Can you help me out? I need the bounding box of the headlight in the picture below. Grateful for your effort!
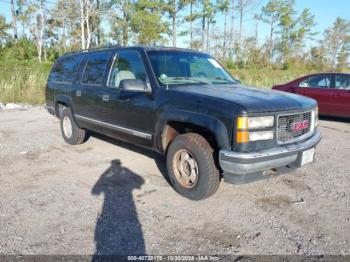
[249,131,274,141]
[310,107,318,132]
[315,106,318,127]
[248,116,274,129]
[236,116,275,143]
[237,116,274,129]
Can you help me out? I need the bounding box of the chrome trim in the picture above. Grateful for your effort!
[221,130,321,160]
[75,114,152,140]
[45,105,55,110]
[276,109,314,145]
[219,130,321,176]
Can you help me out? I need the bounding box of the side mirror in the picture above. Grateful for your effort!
[119,79,149,92]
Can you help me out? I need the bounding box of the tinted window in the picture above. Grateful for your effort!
[335,75,350,90]
[108,50,148,88]
[299,75,331,88]
[49,54,83,83]
[82,52,111,85]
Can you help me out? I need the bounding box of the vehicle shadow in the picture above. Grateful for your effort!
[319,115,350,123]
[91,159,146,258]
[90,132,170,184]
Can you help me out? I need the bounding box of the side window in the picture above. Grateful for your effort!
[49,54,83,83]
[108,50,148,88]
[335,75,350,90]
[299,75,331,88]
[82,52,111,85]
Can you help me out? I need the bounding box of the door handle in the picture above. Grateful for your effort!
[76,90,81,97]
[102,94,110,101]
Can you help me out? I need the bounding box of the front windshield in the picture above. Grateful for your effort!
[147,50,239,86]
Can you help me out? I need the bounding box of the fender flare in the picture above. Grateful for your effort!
[54,95,75,116]
[155,109,230,152]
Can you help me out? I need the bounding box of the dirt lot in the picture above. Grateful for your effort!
[0,107,349,256]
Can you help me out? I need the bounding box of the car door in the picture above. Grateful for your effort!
[98,50,155,145]
[74,51,112,123]
[295,74,334,115]
[333,74,350,117]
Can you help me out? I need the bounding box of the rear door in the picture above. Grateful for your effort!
[295,74,334,115]
[333,74,350,117]
[74,51,112,121]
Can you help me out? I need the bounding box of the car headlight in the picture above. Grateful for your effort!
[310,106,318,132]
[236,116,274,143]
[249,131,274,141]
[315,106,318,127]
[237,116,274,130]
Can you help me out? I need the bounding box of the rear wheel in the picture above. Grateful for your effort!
[166,133,220,200]
[60,107,87,145]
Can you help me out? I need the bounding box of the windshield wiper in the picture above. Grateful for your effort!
[173,77,211,84]
[213,77,237,84]
[160,77,211,85]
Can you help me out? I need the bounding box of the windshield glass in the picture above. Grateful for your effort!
[147,50,239,86]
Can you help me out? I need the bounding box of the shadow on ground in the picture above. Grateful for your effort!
[91,132,170,184]
[92,159,146,257]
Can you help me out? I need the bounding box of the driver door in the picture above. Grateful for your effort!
[99,50,155,145]
[296,74,333,115]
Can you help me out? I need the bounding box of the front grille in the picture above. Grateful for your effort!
[277,111,312,144]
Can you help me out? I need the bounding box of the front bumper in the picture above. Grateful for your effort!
[219,130,322,184]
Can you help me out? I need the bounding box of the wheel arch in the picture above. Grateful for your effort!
[54,95,75,117]
[155,110,230,153]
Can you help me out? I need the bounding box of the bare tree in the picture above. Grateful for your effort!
[10,0,18,40]
[236,0,256,47]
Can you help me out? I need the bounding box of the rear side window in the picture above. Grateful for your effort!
[82,52,111,85]
[335,75,350,90]
[49,54,83,83]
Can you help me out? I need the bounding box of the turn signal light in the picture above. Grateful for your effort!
[236,131,249,143]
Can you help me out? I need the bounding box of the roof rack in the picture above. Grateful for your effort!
[63,44,123,56]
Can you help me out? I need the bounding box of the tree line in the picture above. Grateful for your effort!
[0,0,349,71]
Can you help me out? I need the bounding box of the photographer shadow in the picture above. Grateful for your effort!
[92,159,145,257]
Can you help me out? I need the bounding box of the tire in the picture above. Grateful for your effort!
[60,107,87,145]
[166,133,221,200]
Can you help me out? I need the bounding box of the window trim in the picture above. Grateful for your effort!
[106,54,118,89]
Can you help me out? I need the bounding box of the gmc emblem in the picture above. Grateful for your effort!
[291,120,309,132]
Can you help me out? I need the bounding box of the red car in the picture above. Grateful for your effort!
[272,73,350,118]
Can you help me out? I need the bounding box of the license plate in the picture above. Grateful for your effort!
[301,148,315,166]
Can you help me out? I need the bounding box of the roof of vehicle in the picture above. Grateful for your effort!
[62,45,207,57]
[299,72,350,78]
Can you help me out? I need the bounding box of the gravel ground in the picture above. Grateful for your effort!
[0,107,349,256]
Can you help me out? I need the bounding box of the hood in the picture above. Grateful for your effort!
[172,84,316,113]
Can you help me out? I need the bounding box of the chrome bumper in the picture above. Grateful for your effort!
[219,130,322,184]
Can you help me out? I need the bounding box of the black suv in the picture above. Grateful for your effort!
[46,46,321,200]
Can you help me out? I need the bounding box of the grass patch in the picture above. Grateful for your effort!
[0,63,51,105]
[229,68,315,88]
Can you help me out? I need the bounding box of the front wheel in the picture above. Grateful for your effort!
[166,133,221,200]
